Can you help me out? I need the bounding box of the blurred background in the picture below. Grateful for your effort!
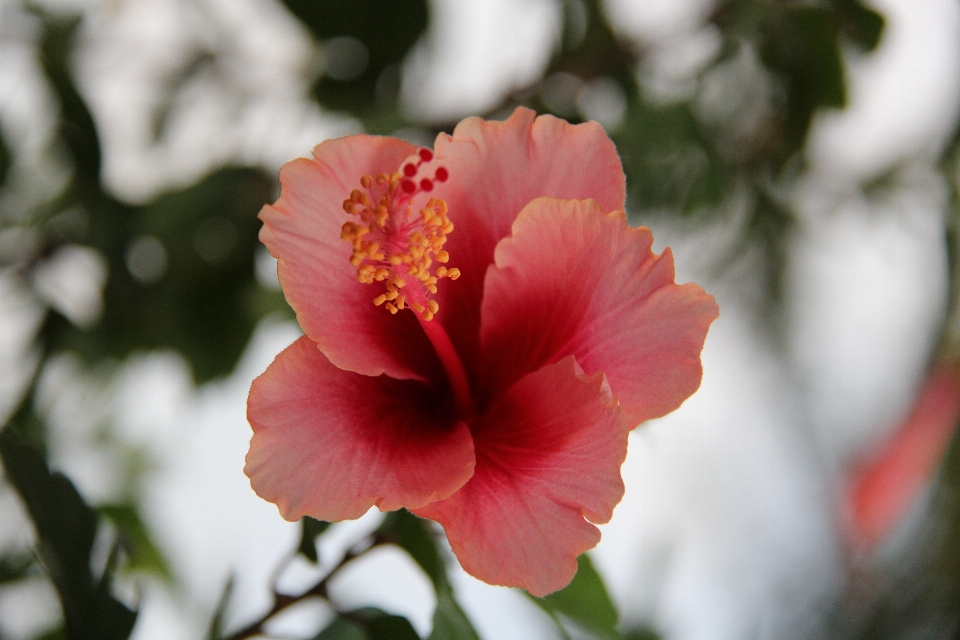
[2,0,960,638]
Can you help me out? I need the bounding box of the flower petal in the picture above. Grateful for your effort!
[415,356,628,596]
[245,336,475,522]
[429,107,626,374]
[480,197,719,426]
[259,135,440,380]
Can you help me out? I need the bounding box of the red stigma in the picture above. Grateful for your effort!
[403,163,417,177]
[402,179,416,193]
[420,179,434,192]
[435,167,449,182]
[419,149,433,162]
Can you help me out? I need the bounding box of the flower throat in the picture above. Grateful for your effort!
[340,148,460,322]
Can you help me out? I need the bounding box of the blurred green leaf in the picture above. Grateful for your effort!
[34,10,102,198]
[833,0,885,51]
[0,429,137,640]
[615,101,728,214]
[758,6,844,165]
[31,8,280,383]
[0,121,11,190]
[315,608,422,640]
[350,607,422,640]
[377,510,446,587]
[0,551,34,585]
[299,516,333,563]
[205,575,234,640]
[376,511,480,640]
[98,503,171,580]
[282,0,428,127]
[34,627,67,640]
[314,617,368,640]
[530,554,619,640]
[39,166,277,383]
[429,590,479,640]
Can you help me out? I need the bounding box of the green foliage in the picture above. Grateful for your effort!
[98,503,171,580]
[615,101,728,214]
[529,554,620,640]
[620,630,662,640]
[316,608,421,640]
[0,429,137,640]
[27,8,283,383]
[0,551,34,585]
[0,122,11,190]
[282,0,428,131]
[376,510,480,640]
[205,575,235,640]
[298,516,333,563]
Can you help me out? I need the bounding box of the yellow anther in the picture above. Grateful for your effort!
[446,268,460,280]
[342,171,459,317]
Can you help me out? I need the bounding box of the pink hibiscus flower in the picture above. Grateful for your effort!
[245,107,718,596]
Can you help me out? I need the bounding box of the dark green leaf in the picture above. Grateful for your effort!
[0,120,11,190]
[205,575,234,640]
[40,167,278,383]
[833,0,885,51]
[299,517,333,563]
[530,554,618,639]
[98,503,171,580]
[282,0,428,123]
[33,10,102,198]
[314,617,368,640]
[0,429,137,640]
[376,511,480,640]
[376,510,447,589]
[34,627,67,640]
[31,8,279,383]
[0,551,34,585]
[758,6,845,166]
[429,590,480,640]
[349,607,421,640]
[615,100,728,215]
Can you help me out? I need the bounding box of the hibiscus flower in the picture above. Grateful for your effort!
[245,107,718,596]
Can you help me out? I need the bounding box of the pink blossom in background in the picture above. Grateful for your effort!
[244,107,718,596]
[845,364,960,552]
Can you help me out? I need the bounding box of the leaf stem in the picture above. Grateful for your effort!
[219,539,383,640]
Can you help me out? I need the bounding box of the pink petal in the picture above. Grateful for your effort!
[259,135,441,381]
[480,197,718,427]
[428,107,626,374]
[415,357,628,596]
[845,365,960,551]
[245,336,475,522]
